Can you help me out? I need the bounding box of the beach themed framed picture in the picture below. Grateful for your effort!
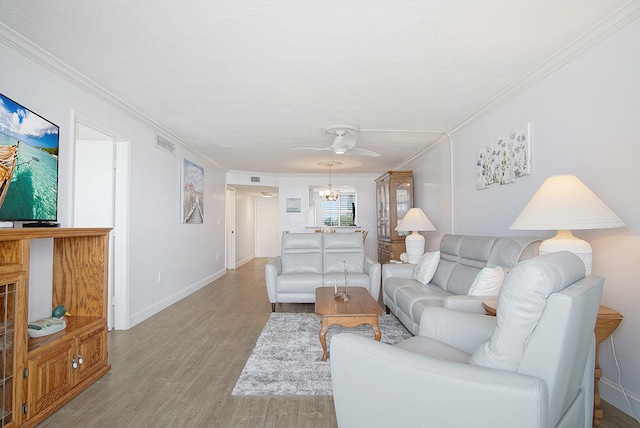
[181,158,205,223]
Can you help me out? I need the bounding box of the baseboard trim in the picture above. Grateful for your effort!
[600,377,640,420]
[129,269,226,328]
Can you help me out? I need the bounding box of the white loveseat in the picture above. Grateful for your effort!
[265,232,381,311]
[383,234,541,334]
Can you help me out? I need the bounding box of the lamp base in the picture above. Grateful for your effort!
[405,231,425,264]
[539,230,592,274]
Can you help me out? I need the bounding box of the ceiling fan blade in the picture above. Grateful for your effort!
[345,147,381,157]
[290,146,332,152]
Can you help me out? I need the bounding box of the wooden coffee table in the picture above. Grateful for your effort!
[315,286,384,361]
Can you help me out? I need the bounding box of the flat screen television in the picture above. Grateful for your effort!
[0,92,59,225]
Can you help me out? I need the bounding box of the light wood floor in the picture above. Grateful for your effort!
[37,258,639,428]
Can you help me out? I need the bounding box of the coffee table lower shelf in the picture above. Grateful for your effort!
[315,286,384,361]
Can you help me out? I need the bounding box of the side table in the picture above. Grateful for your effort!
[481,301,623,427]
[593,306,623,427]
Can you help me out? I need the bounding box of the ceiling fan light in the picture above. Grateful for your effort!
[332,134,347,154]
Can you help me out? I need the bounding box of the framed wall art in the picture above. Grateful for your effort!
[286,198,301,213]
[476,122,531,190]
[181,158,205,223]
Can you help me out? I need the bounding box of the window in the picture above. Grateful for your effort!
[309,186,357,227]
[321,192,356,226]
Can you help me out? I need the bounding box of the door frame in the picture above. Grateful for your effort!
[73,114,131,330]
[226,187,236,269]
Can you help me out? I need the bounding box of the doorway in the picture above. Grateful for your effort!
[255,196,279,257]
[74,121,130,330]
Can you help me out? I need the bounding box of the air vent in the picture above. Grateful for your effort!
[155,134,176,156]
[250,176,260,183]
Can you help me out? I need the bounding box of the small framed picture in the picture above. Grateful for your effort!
[286,198,301,213]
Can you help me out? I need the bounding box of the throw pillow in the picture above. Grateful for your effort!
[413,251,440,285]
[467,266,506,296]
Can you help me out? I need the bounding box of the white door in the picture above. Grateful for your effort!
[74,140,114,227]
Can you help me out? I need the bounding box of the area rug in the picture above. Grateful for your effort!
[232,312,412,396]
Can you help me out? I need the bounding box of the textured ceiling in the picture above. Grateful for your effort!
[0,1,634,174]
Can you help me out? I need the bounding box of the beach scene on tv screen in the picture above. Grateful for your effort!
[0,93,58,221]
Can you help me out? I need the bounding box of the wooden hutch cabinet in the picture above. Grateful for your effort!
[0,228,111,427]
[375,171,413,264]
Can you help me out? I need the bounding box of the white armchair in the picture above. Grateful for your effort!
[331,251,603,428]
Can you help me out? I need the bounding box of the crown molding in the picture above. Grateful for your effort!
[447,1,640,136]
[397,1,640,170]
[0,23,225,170]
[371,2,640,173]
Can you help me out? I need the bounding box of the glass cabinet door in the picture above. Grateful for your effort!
[376,178,391,238]
[0,282,16,427]
[382,182,390,237]
[395,183,411,236]
[376,183,383,237]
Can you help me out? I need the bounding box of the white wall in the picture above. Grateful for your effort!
[408,140,453,252]
[1,32,227,329]
[255,196,280,257]
[406,17,640,417]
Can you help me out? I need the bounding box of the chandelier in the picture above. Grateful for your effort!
[319,161,341,201]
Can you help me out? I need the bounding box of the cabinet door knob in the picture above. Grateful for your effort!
[72,356,78,370]
[78,353,83,365]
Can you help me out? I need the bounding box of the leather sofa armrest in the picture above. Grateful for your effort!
[382,263,415,283]
[418,307,496,354]
[364,257,381,301]
[264,257,282,303]
[443,295,494,314]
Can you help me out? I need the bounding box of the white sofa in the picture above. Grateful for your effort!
[265,232,381,311]
[383,234,541,334]
[331,251,603,428]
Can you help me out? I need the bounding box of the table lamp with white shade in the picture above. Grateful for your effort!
[395,207,436,263]
[510,174,625,274]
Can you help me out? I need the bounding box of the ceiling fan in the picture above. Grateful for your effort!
[292,125,381,157]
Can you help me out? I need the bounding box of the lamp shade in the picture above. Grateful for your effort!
[510,174,624,274]
[510,175,625,230]
[395,208,436,264]
[395,208,436,232]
